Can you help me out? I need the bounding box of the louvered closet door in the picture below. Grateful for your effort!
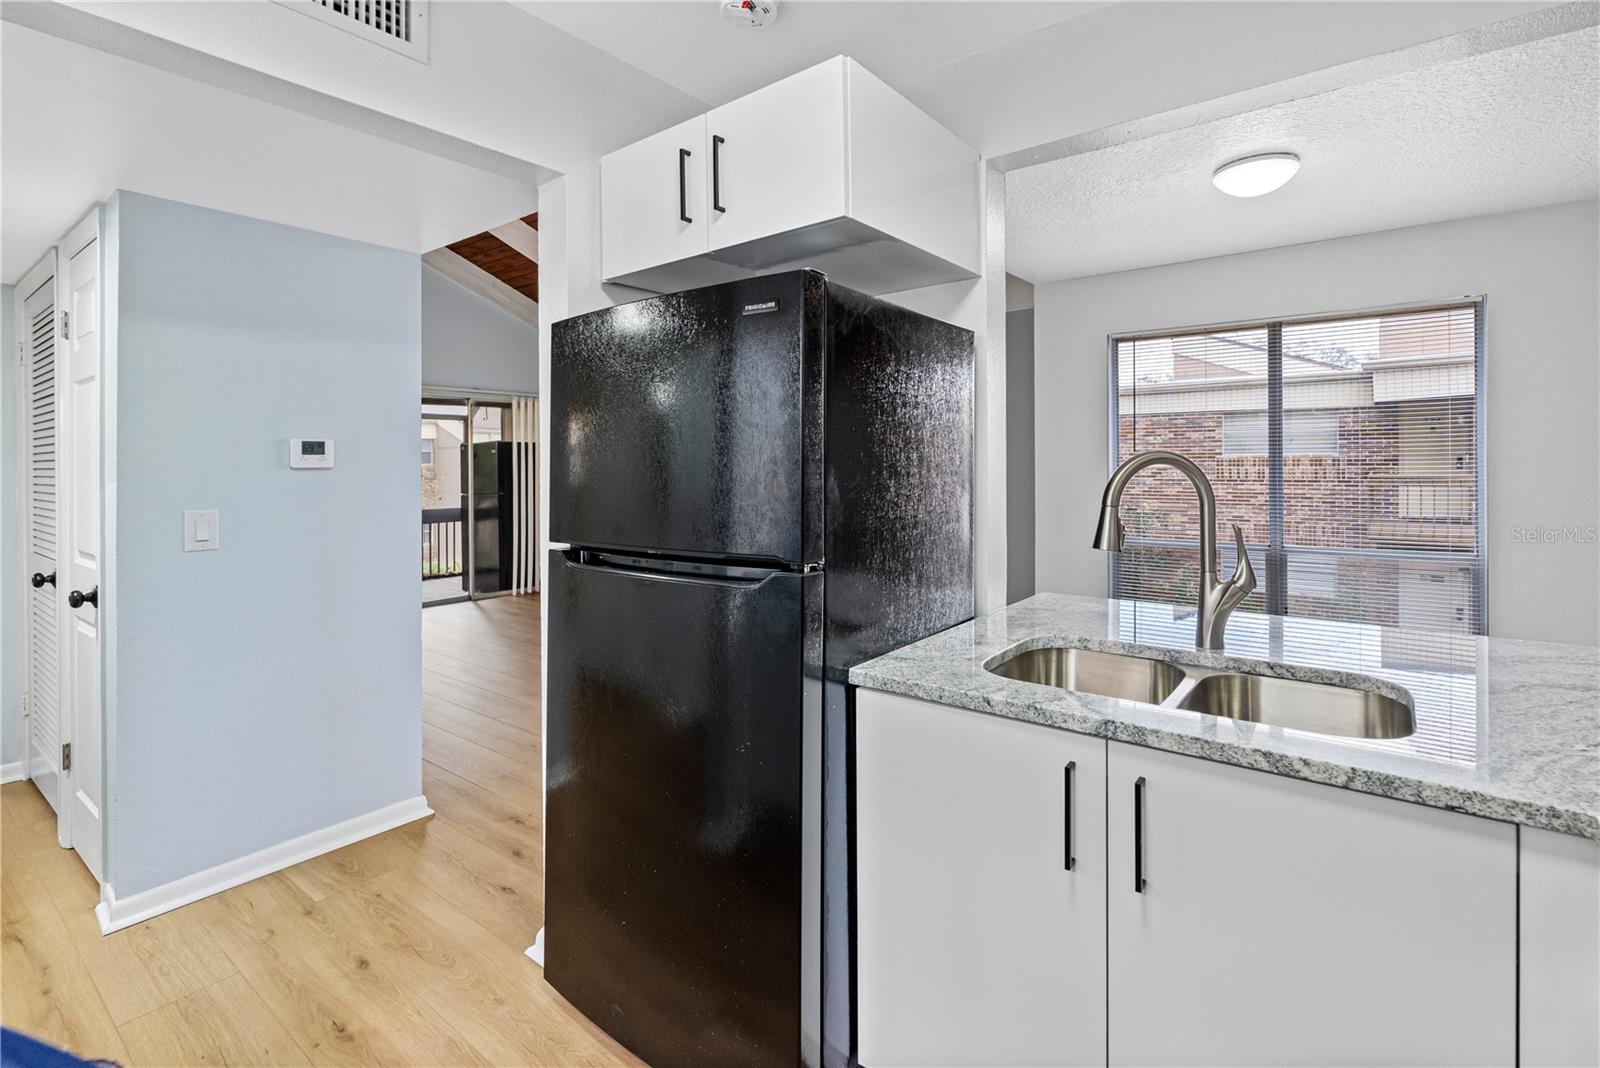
[21,252,64,816]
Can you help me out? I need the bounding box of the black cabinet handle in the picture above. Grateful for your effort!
[1133,776,1147,893]
[1063,761,1076,871]
[68,586,97,609]
[31,571,55,589]
[678,148,692,224]
[712,135,726,213]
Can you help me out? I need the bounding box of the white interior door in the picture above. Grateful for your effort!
[19,250,64,821]
[61,209,104,881]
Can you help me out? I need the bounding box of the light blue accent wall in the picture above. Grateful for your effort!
[107,192,422,895]
[1,282,20,772]
[421,262,538,395]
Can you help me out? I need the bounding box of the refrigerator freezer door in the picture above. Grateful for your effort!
[546,551,816,1068]
[549,271,825,565]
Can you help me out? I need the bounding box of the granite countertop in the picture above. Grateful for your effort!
[849,593,1600,840]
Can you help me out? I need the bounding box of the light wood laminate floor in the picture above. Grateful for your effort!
[2,594,642,1067]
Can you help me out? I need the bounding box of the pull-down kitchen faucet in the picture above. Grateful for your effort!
[1093,450,1257,651]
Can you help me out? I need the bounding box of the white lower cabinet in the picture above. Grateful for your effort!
[857,691,1107,1067]
[855,691,1522,1068]
[1106,740,1516,1067]
[1519,828,1600,1067]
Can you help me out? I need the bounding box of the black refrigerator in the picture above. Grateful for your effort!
[470,440,513,594]
[546,270,973,1068]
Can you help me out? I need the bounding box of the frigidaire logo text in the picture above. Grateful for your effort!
[742,300,779,315]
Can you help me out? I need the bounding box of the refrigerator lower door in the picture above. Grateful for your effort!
[546,550,818,1068]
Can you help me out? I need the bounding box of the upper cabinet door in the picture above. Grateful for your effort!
[856,690,1108,1067]
[601,114,708,280]
[1106,741,1516,1067]
[705,58,848,254]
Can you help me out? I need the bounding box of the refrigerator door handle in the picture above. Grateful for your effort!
[564,549,799,588]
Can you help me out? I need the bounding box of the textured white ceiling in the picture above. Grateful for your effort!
[1005,27,1600,283]
[514,1,1561,157]
[513,1,1109,107]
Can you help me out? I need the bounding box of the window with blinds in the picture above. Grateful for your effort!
[1110,301,1483,636]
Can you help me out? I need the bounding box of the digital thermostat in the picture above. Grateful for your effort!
[290,438,334,469]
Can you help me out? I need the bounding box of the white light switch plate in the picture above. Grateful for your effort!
[184,510,220,552]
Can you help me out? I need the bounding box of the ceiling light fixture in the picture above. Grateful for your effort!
[1212,153,1301,198]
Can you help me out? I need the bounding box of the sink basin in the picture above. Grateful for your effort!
[984,642,1417,741]
[1174,672,1415,739]
[987,647,1186,704]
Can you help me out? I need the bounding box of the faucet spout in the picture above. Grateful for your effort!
[1091,505,1125,551]
[1092,450,1254,651]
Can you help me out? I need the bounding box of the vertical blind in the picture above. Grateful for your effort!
[1111,301,1483,636]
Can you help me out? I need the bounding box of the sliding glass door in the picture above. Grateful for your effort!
[421,401,470,606]
[422,396,535,606]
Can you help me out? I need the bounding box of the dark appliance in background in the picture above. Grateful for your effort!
[471,440,513,594]
[545,270,974,1068]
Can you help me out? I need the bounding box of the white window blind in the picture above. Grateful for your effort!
[1221,411,1339,456]
[1111,302,1483,636]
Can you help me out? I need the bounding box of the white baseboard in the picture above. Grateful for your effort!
[0,761,25,785]
[526,926,544,966]
[94,794,432,935]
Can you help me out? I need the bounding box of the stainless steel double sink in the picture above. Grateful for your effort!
[986,645,1415,740]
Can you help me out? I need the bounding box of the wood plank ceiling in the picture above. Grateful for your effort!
[446,213,538,303]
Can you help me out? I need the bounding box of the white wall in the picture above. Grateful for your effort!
[882,163,1009,615]
[1033,199,1600,645]
[1006,271,1037,605]
[1006,306,1035,604]
[0,282,19,779]
[421,263,539,396]
[105,192,424,896]
[48,1,703,176]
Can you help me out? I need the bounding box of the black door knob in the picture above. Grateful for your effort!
[68,586,98,609]
[31,571,55,589]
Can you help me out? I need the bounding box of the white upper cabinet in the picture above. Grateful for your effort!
[601,57,980,295]
[704,59,848,255]
[600,114,710,284]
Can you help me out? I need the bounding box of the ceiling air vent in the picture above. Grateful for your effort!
[274,0,428,62]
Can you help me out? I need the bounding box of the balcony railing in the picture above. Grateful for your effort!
[422,507,464,579]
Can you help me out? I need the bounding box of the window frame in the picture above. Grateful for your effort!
[1106,295,1487,633]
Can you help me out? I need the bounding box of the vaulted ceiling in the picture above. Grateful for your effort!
[424,214,540,326]
[447,214,539,303]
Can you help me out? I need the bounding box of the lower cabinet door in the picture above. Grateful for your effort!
[1106,741,1516,1067]
[856,690,1107,1067]
[1519,828,1600,1068]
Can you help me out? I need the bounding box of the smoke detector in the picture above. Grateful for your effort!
[722,0,777,28]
